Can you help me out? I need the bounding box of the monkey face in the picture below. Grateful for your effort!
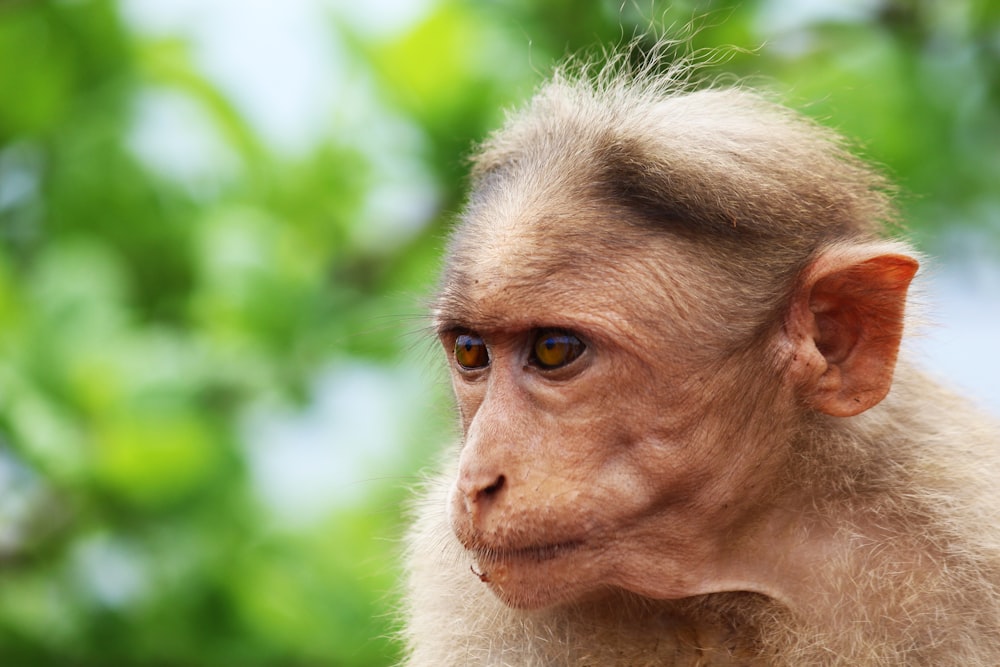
[435,238,796,611]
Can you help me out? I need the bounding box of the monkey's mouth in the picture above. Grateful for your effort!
[471,539,583,565]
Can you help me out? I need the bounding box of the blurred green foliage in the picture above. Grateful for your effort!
[0,0,997,665]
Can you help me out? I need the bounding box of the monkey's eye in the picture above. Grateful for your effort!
[454,333,490,370]
[531,330,585,370]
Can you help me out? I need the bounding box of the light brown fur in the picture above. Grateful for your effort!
[401,47,1000,666]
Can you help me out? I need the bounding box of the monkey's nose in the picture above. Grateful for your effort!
[458,472,507,522]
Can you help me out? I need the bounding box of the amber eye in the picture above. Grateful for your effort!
[532,330,585,370]
[454,333,489,370]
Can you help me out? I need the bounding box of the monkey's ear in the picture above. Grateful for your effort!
[786,244,919,417]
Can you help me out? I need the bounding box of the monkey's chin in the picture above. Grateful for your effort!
[470,541,595,610]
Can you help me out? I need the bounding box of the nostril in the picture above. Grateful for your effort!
[458,472,508,519]
[481,474,506,498]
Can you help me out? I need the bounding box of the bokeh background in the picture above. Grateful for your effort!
[0,0,998,665]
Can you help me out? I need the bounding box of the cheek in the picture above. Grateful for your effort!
[592,379,753,513]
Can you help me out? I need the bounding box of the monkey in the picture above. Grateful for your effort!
[399,47,1000,666]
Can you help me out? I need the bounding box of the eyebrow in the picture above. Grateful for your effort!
[432,300,521,338]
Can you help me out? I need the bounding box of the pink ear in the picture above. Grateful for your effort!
[786,245,919,417]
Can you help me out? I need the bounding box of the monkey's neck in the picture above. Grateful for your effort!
[696,499,851,615]
[689,409,923,621]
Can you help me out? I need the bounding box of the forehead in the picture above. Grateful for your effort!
[434,198,707,342]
